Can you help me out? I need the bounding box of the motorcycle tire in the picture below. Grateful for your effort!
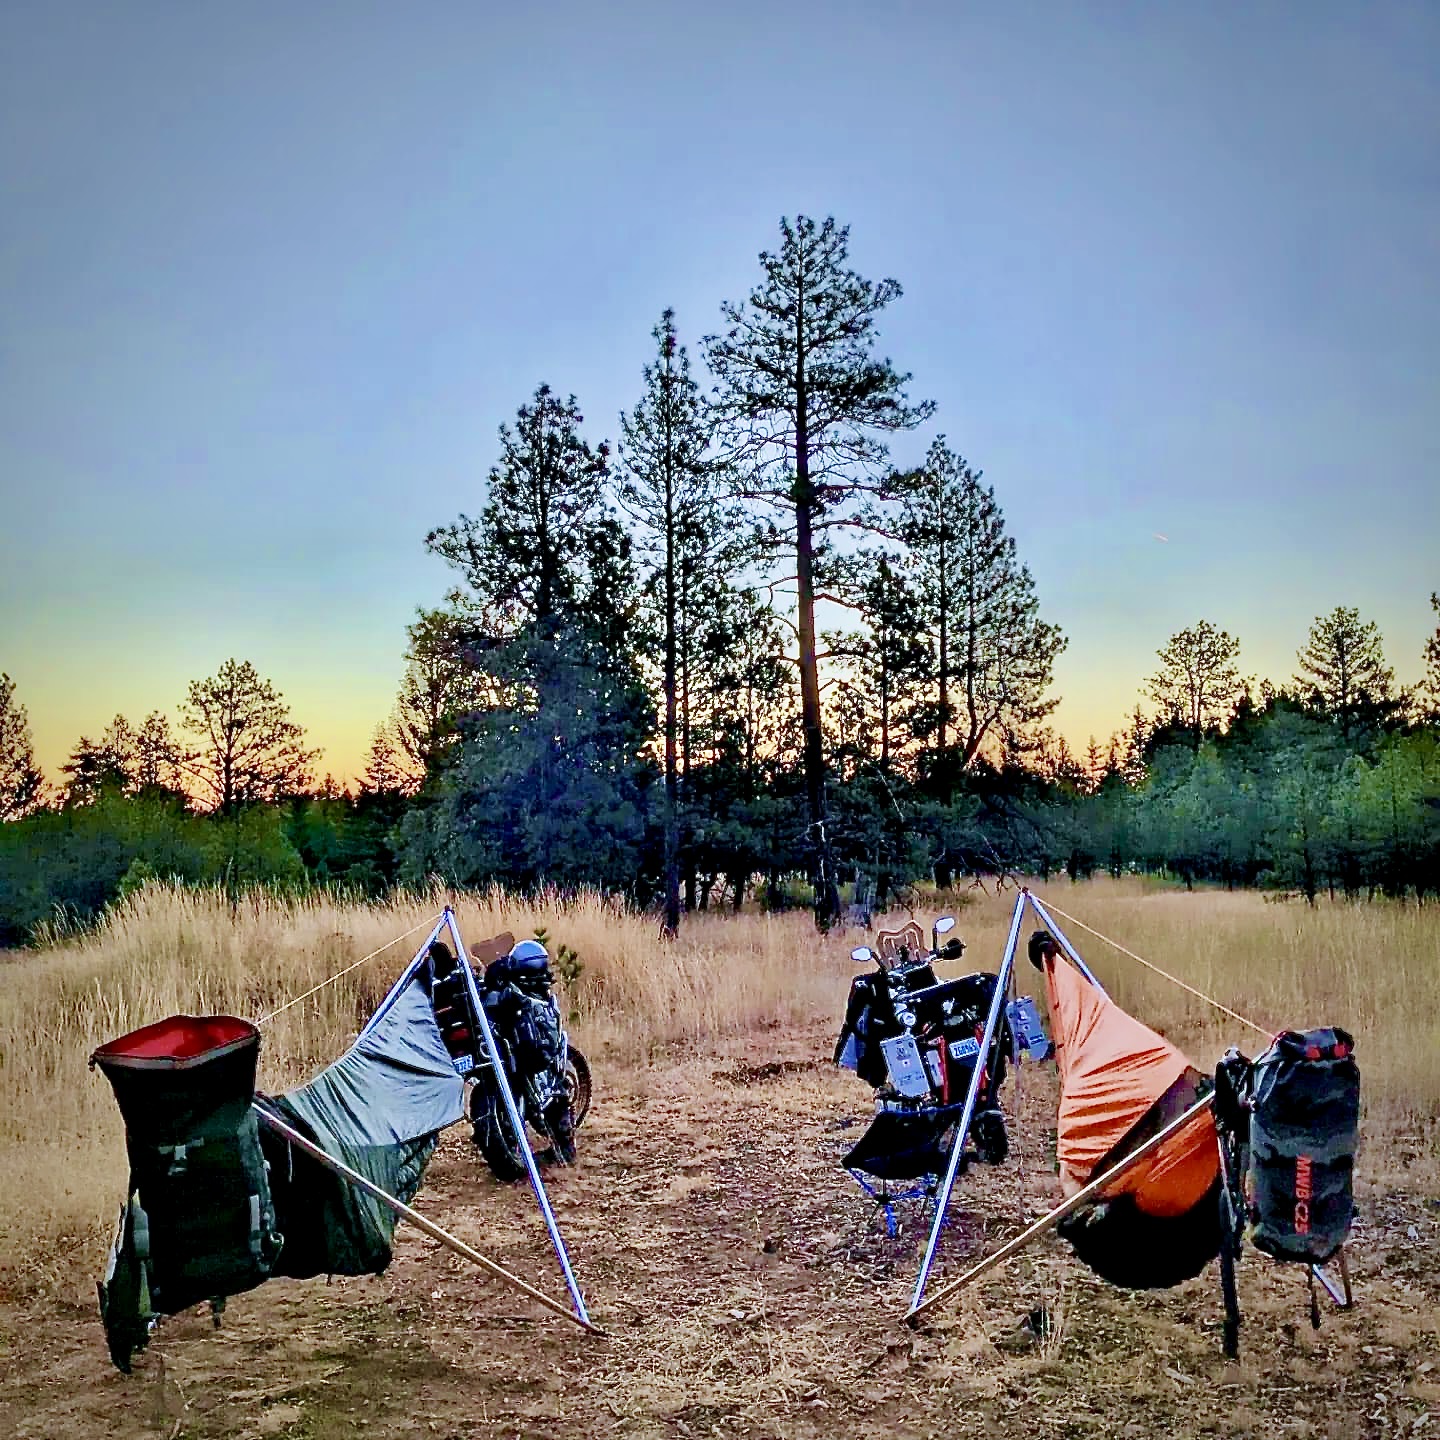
[564,1047,593,1130]
[469,1088,528,1184]
[973,1108,1010,1165]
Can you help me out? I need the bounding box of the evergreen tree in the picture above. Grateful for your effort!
[831,555,929,771]
[1421,592,1440,722]
[1295,605,1397,741]
[1146,621,1245,751]
[0,673,45,821]
[704,215,933,928]
[61,738,125,806]
[392,609,483,788]
[61,714,138,805]
[361,722,413,796]
[412,386,654,893]
[133,712,184,796]
[179,660,318,812]
[902,437,1066,790]
[427,384,612,629]
[617,309,726,934]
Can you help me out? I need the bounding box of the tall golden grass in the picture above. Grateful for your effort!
[0,876,1432,1298]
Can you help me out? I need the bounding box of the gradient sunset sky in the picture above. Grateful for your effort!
[3,2,1437,786]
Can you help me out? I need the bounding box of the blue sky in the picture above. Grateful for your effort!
[3,1,1437,781]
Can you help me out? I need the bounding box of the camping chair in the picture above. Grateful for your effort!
[843,1101,966,1236]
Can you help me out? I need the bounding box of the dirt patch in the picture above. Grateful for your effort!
[711,1059,824,1086]
[4,1023,1437,1439]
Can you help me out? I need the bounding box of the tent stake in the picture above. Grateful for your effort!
[906,1091,1215,1324]
[254,1105,603,1335]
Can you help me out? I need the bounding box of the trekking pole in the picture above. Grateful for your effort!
[254,1105,603,1336]
[906,1092,1215,1324]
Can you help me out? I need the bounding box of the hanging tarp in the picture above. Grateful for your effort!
[93,951,466,1368]
[262,957,465,1278]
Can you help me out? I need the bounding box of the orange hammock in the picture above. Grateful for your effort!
[1044,953,1218,1219]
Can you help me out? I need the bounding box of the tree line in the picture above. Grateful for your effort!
[3,216,1438,941]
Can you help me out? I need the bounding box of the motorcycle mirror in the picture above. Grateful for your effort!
[934,916,956,936]
[851,946,874,963]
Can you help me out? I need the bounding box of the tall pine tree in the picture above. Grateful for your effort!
[704,216,932,928]
[1295,605,1397,742]
[618,310,727,934]
[416,386,653,891]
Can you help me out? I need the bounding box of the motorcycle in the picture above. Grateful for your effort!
[833,915,1013,1176]
[430,937,592,1183]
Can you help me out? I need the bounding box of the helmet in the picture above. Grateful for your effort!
[499,938,552,984]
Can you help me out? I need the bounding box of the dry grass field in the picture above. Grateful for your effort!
[1,877,1436,1437]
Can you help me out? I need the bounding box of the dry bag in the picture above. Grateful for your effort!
[1247,1027,1358,1265]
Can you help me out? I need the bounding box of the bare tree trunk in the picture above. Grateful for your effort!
[661,382,681,938]
[793,300,839,931]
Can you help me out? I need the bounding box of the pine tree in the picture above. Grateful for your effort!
[902,437,1066,790]
[618,310,726,934]
[133,712,183,795]
[0,673,45,820]
[1424,593,1440,722]
[361,722,413,796]
[704,216,933,928]
[392,609,483,788]
[61,714,139,805]
[427,384,612,629]
[179,660,318,812]
[831,554,929,771]
[415,386,653,892]
[1295,605,1396,741]
[1146,621,1245,752]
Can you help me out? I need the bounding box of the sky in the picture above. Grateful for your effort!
[3,1,1437,786]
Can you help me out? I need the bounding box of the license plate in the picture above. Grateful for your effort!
[452,1054,474,1074]
[949,1037,980,1061]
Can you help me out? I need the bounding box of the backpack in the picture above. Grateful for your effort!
[1246,1027,1359,1264]
[92,1017,283,1371]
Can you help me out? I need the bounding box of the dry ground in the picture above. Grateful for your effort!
[4,1020,1437,1440]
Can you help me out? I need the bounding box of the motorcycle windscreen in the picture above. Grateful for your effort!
[264,963,466,1278]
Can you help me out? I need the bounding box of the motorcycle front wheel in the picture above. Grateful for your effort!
[468,1086,528,1184]
[564,1047,593,1129]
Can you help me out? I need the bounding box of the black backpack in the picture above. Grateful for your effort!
[92,1017,283,1371]
[1247,1027,1359,1264]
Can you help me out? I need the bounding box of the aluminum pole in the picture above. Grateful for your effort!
[443,908,591,1328]
[909,888,1028,1313]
